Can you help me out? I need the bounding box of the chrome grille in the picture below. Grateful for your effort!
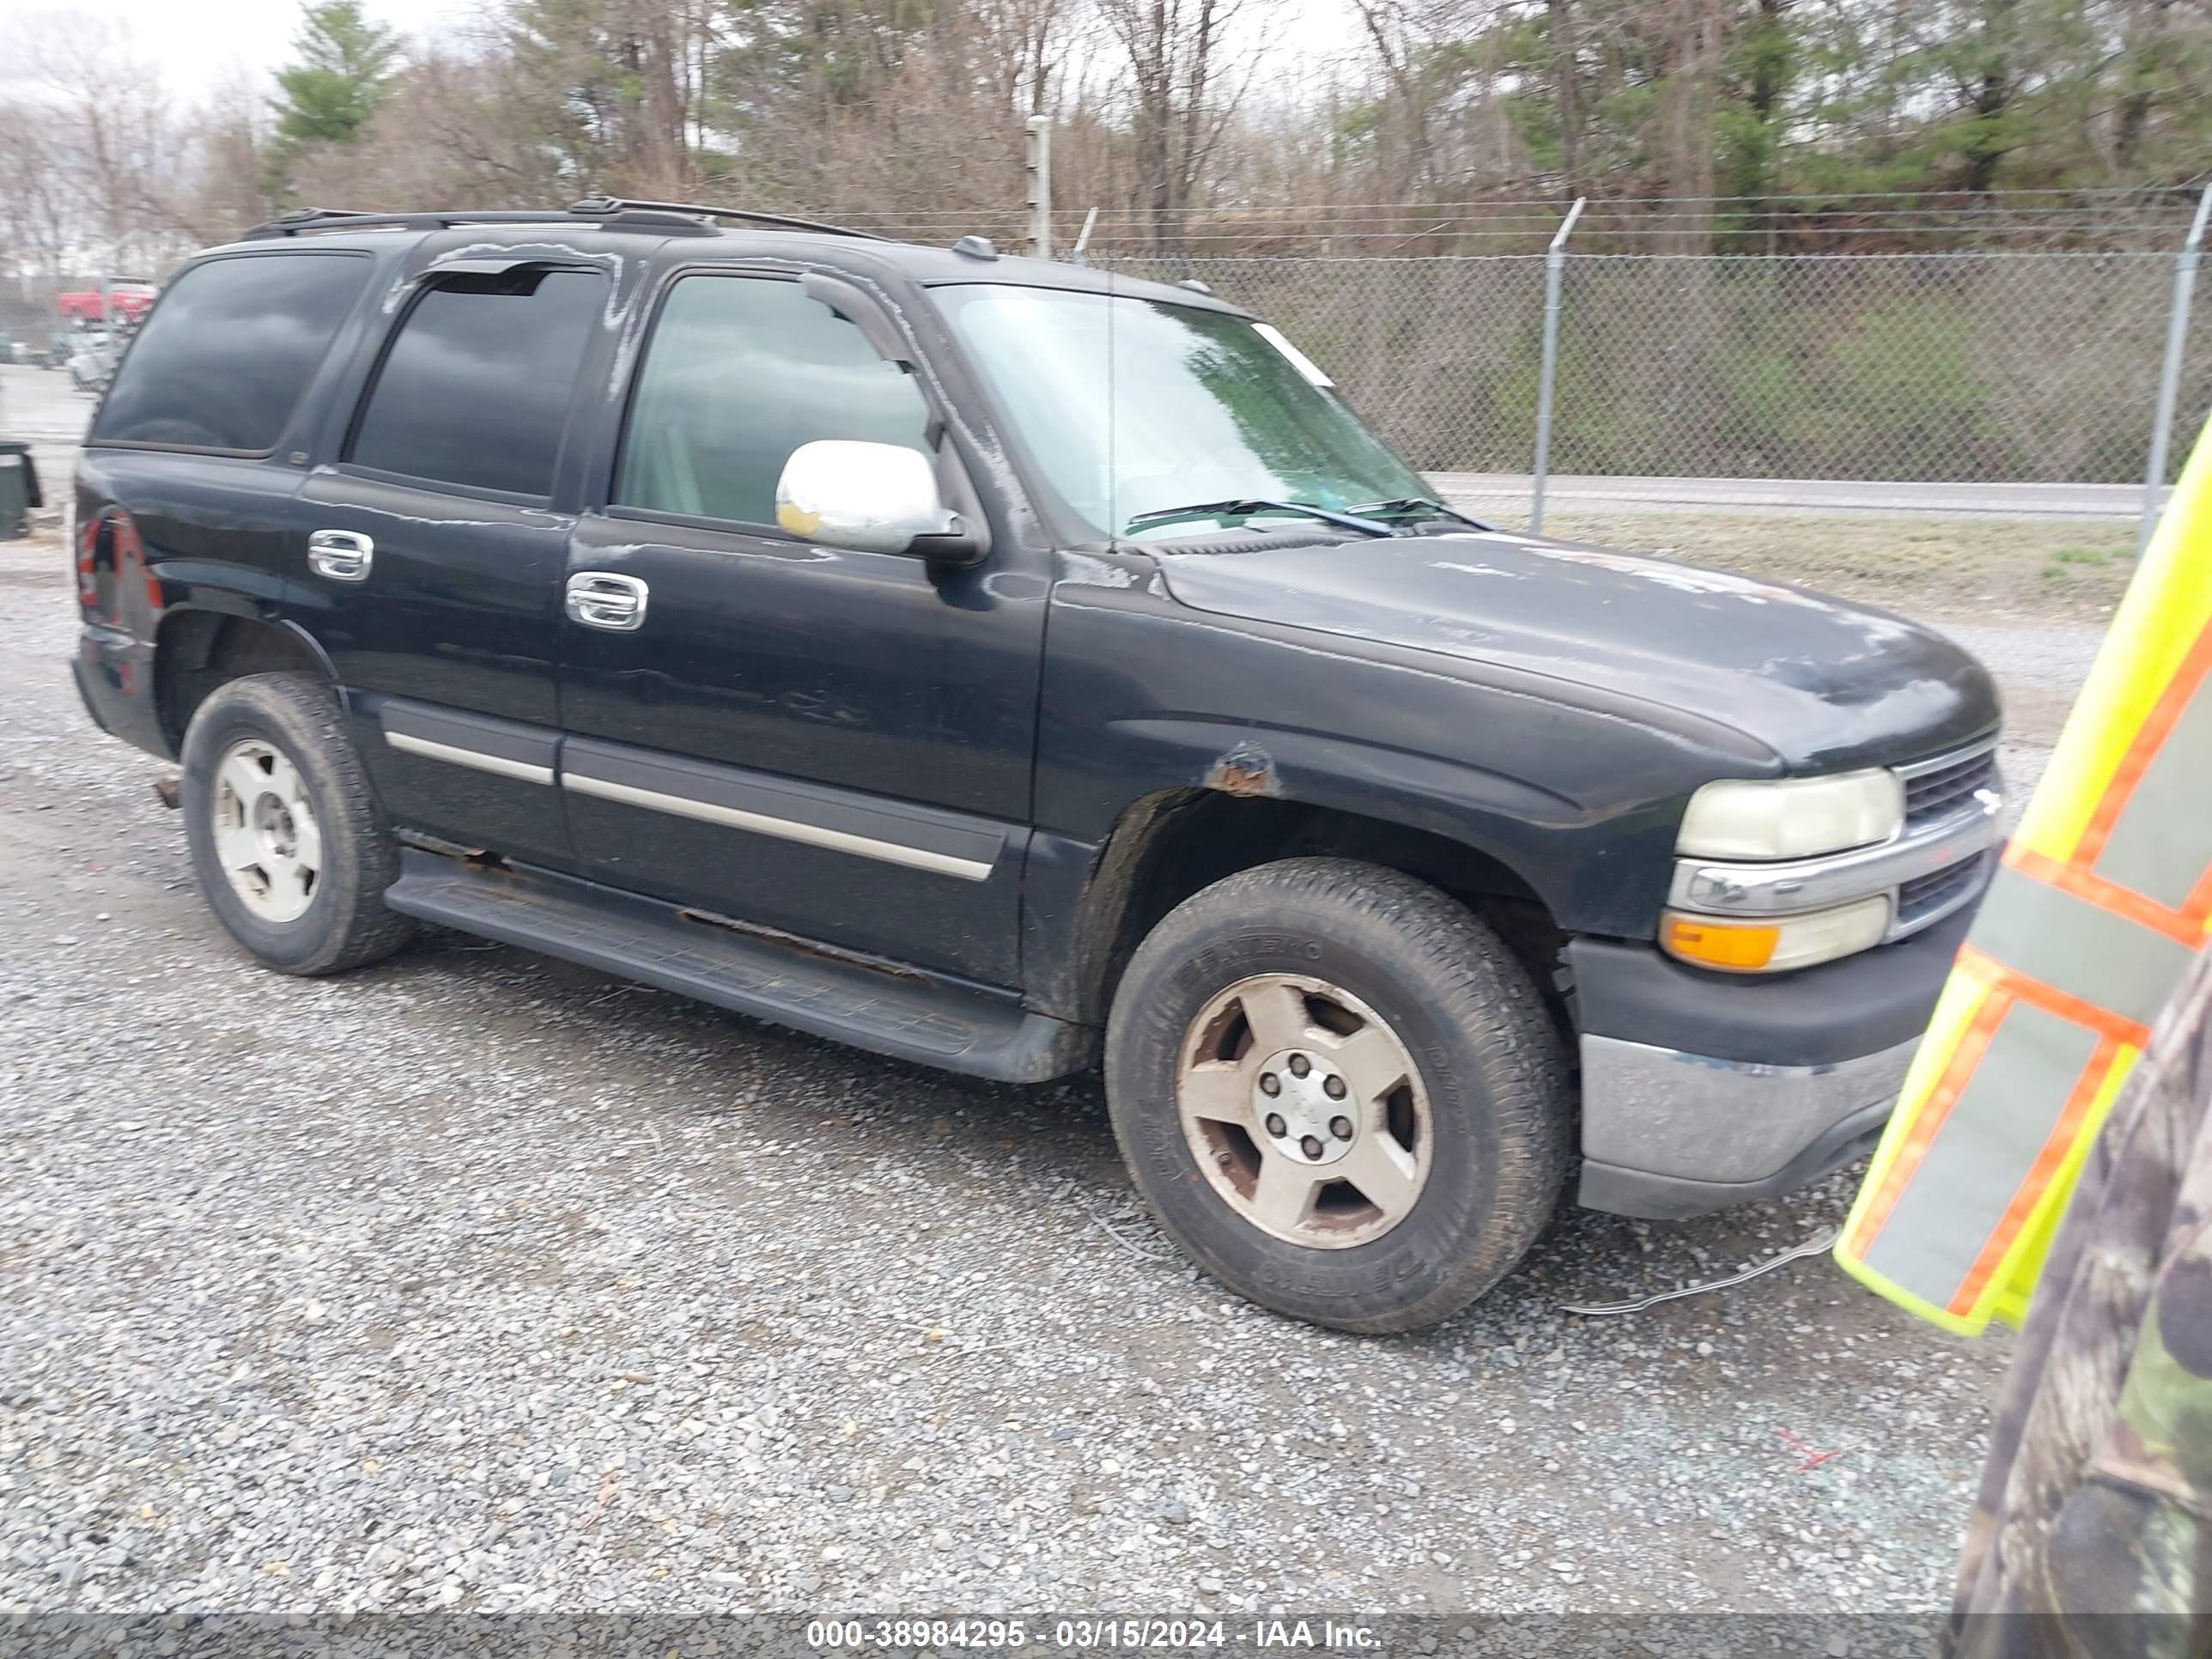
[1903,744,1997,825]
[1897,852,1992,930]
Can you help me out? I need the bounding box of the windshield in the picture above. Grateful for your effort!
[932,283,1428,542]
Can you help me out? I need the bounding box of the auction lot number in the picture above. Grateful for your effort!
[806,1620,1235,1650]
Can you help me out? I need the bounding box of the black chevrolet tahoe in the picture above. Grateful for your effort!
[71,199,2004,1332]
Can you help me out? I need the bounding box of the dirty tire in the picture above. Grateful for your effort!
[180,672,415,975]
[1105,858,1571,1334]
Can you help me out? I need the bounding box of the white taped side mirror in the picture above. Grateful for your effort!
[774,440,955,556]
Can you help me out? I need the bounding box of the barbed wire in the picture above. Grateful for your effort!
[842,210,2203,229]
[843,185,2205,212]
[830,185,2212,260]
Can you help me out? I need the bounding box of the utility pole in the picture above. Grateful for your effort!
[1025,116,1053,260]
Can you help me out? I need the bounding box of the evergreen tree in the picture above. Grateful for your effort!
[265,1,400,199]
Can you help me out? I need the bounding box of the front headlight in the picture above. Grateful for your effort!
[1662,896,1892,974]
[1675,769,1904,860]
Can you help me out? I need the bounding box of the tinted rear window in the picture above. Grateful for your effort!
[92,254,368,453]
[347,268,604,498]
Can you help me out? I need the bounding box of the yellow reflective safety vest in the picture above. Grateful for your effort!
[1837,420,2212,1335]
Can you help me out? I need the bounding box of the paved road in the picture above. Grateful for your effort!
[0,364,93,498]
[1432,471,2156,521]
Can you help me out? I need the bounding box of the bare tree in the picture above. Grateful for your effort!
[7,0,2212,280]
[0,18,213,273]
[0,102,79,277]
[1096,0,1272,246]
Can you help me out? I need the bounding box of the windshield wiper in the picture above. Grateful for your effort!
[1121,498,1395,538]
[1345,496,1496,531]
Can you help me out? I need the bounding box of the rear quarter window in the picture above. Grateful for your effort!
[346,267,605,499]
[92,253,370,453]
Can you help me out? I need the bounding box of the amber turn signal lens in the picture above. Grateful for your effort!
[1662,914,1780,971]
[1662,896,1891,974]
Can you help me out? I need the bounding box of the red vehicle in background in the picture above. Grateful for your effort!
[48,283,157,387]
[56,285,157,325]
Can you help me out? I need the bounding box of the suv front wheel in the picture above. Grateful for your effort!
[1104,858,1571,1333]
[179,672,416,975]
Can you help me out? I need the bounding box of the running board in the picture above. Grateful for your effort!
[383,849,1091,1084]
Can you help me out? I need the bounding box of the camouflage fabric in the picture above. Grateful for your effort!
[1948,944,2212,1657]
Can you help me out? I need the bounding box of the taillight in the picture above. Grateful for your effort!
[75,514,107,613]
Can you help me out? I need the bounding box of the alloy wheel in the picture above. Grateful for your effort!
[209,738,323,924]
[1176,974,1432,1249]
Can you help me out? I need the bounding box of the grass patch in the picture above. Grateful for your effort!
[1527,510,2137,624]
[2040,543,2135,585]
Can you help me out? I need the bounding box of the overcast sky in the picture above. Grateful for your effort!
[5,0,483,97]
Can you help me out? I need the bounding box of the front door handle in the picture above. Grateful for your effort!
[565,571,649,632]
[307,529,374,582]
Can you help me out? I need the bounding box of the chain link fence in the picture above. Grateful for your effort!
[1096,250,2212,490]
[1097,254,1552,473]
[5,246,2206,495]
[0,283,74,367]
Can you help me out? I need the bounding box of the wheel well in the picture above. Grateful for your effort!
[155,612,330,751]
[1076,791,1567,1029]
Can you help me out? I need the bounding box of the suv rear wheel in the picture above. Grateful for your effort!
[179,672,415,975]
[1104,857,1571,1332]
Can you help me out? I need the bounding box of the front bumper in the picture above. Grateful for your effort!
[1567,900,1977,1220]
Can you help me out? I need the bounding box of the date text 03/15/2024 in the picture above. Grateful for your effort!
[805,1620,1383,1650]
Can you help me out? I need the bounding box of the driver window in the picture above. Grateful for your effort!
[616,274,931,527]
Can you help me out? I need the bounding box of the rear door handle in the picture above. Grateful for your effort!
[307,529,374,582]
[565,571,649,631]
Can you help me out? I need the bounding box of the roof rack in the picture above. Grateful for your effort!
[240,199,886,242]
[565,196,886,240]
[240,205,723,240]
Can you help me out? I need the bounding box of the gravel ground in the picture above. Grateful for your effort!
[1923,622,2104,811]
[0,373,2075,1620]
[1,526,2019,1622]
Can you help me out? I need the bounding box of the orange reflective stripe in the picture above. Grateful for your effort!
[1944,1036,2123,1318]
[2188,863,2212,931]
[1972,865,2197,1028]
[2004,846,2207,948]
[2073,621,2212,867]
[1954,943,2155,1051]
[1840,986,2009,1260]
[1839,418,2211,1334]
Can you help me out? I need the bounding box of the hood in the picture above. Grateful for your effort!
[1152,528,2000,773]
